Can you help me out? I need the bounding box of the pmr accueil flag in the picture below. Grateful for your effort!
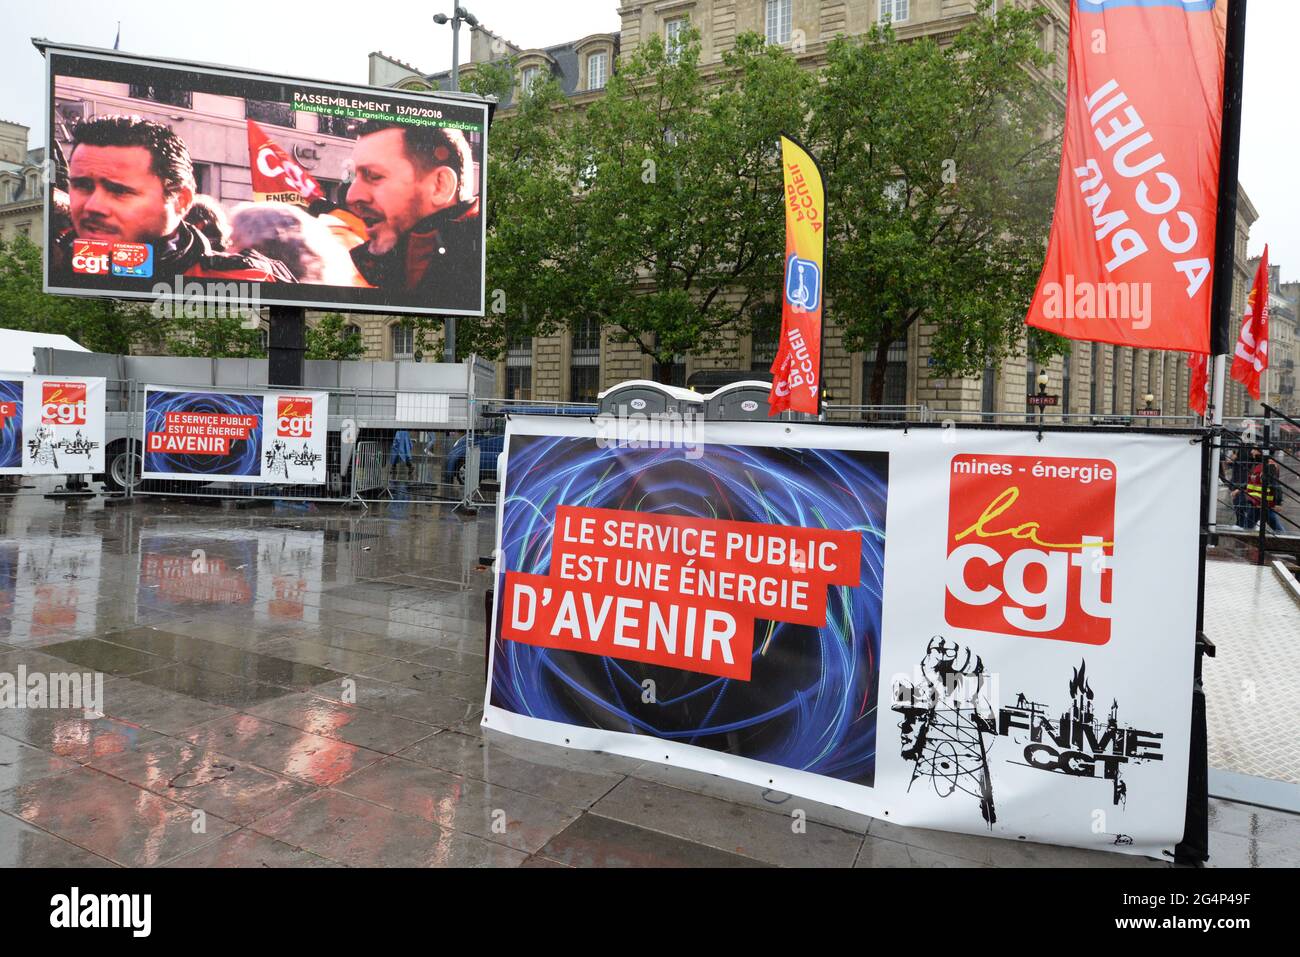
[1025,0,1229,354]
[770,135,826,416]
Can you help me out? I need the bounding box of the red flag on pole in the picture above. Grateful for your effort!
[247,119,325,206]
[1187,353,1209,416]
[1230,247,1270,402]
[1024,1,1228,353]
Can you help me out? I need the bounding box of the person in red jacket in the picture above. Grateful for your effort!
[50,115,293,284]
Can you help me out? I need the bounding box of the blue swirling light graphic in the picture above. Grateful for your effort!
[144,390,263,478]
[0,380,23,470]
[491,433,889,787]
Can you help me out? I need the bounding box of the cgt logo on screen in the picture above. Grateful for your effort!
[945,455,1116,645]
[276,397,314,438]
[41,382,87,426]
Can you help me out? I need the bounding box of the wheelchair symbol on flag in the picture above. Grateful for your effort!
[785,253,821,313]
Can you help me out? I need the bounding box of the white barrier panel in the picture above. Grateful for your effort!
[485,417,1201,860]
[140,386,328,484]
[0,375,106,475]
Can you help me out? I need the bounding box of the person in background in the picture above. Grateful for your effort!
[184,194,231,251]
[345,120,480,303]
[52,115,294,282]
[228,201,371,287]
[1245,447,1285,532]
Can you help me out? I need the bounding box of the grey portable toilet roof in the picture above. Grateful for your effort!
[704,380,777,421]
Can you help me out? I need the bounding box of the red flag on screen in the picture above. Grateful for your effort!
[247,119,325,206]
[1231,247,1270,402]
[1025,1,1228,353]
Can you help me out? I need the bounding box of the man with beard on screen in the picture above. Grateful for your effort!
[345,120,481,307]
[51,115,294,284]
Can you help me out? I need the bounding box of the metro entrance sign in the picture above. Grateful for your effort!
[1027,394,1060,408]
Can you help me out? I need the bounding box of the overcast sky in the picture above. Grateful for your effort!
[0,0,1294,276]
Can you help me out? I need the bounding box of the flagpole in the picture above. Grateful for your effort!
[1205,0,1249,530]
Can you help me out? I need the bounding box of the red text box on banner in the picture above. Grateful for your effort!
[500,505,862,681]
[1025,1,1227,352]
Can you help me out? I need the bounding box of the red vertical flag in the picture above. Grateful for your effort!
[1231,247,1270,401]
[1025,1,1228,353]
[1187,353,1209,416]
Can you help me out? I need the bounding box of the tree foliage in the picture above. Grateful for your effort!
[0,234,162,354]
[461,2,1064,392]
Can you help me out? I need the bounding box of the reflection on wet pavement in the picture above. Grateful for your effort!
[0,493,1295,867]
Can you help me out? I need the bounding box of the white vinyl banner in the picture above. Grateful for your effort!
[141,387,328,484]
[0,375,106,475]
[484,418,1202,859]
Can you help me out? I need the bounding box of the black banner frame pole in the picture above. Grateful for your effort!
[1176,0,1249,867]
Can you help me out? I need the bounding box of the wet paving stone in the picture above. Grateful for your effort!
[99,676,235,737]
[854,835,992,868]
[161,828,342,868]
[336,755,582,854]
[250,789,527,867]
[539,813,771,868]
[360,659,486,699]
[37,637,169,677]
[182,713,387,788]
[89,738,316,826]
[243,693,438,754]
[309,678,481,729]
[398,731,624,809]
[99,628,345,689]
[590,777,864,867]
[0,766,238,866]
[0,733,82,791]
[864,818,1169,868]
[0,811,119,867]
[131,664,291,709]
[0,709,169,765]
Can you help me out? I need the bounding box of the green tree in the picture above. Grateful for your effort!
[0,234,163,354]
[810,2,1064,404]
[306,312,365,360]
[571,30,811,379]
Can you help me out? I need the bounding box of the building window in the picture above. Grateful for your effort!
[391,323,415,361]
[246,99,294,128]
[879,0,909,24]
[128,83,192,109]
[863,339,907,414]
[766,0,793,45]
[506,335,533,400]
[665,17,689,63]
[520,66,541,95]
[571,318,601,402]
[587,51,609,90]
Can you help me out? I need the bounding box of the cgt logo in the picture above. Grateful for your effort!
[41,382,87,426]
[945,454,1116,645]
[276,397,313,438]
[71,239,111,275]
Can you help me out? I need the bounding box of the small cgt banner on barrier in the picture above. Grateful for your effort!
[485,416,1201,859]
[141,386,328,484]
[0,374,106,475]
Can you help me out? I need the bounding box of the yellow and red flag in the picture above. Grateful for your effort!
[770,135,826,416]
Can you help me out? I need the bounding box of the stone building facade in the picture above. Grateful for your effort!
[0,120,47,247]
[361,0,1269,421]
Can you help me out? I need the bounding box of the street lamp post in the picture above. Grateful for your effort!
[432,6,479,363]
[1036,370,1049,428]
